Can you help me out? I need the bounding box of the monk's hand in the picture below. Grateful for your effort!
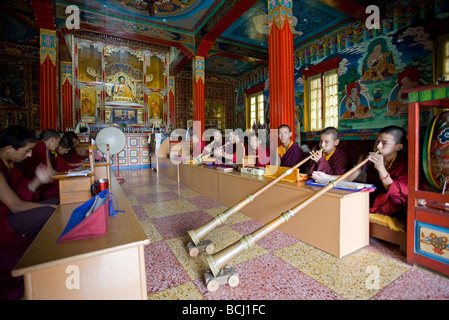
[34,163,54,184]
[310,149,323,163]
[368,151,385,171]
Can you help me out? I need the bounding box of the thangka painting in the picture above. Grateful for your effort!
[294,25,434,131]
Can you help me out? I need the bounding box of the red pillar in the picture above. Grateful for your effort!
[268,0,295,140]
[192,56,206,139]
[61,62,73,131]
[39,29,58,130]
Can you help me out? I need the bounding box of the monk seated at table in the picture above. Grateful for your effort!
[62,131,88,163]
[18,129,60,201]
[0,126,57,299]
[218,130,246,165]
[248,133,270,167]
[276,124,305,167]
[50,135,80,173]
[312,125,407,232]
[308,127,352,176]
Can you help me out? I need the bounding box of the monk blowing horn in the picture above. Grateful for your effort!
[205,149,381,277]
[187,148,324,249]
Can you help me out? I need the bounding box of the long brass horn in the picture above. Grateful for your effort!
[205,150,380,277]
[187,148,324,248]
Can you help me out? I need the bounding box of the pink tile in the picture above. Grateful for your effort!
[144,241,191,294]
[187,195,222,210]
[194,254,343,300]
[230,220,299,252]
[132,205,148,221]
[371,267,449,300]
[152,210,215,240]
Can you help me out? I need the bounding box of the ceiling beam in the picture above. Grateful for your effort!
[30,0,55,30]
[196,0,259,57]
[317,0,367,22]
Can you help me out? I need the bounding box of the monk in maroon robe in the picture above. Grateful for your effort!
[49,136,79,172]
[308,127,352,175]
[248,133,270,167]
[0,126,57,299]
[312,125,408,220]
[18,129,60,200]
[62,131,88,163]
[277,124,305,168]
[0,126,56,242]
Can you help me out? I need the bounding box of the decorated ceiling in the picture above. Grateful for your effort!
[0,0,372,77]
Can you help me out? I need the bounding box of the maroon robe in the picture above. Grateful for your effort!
[62,148,87,163]
[361,151,408,220]
[248,145,271,167]
[279,142,305,167]
[308,147,352,175]
[18,140,49,180]
[18,141,59,200]
[0,160,39,242]
[50,152,77,172]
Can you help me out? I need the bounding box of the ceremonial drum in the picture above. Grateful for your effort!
[423,111,449,189]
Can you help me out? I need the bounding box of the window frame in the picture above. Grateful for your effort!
[302,56,341,132]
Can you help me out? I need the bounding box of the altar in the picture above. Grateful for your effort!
[74,38,167,128]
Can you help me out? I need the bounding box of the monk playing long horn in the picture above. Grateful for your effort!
[204,148,382,290]
[186,147,324,257]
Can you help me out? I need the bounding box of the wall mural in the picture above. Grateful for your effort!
[294,24,433,135]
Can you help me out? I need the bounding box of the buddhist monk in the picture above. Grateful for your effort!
[0,126,57,300]
[312,125,408,220]
[0,126,57,242]
[191,133,205,158]
[248,133,270,167]
[308,127,352,176]
[203,129,225,163]
[219,130,246,164]
[62,131,88,163]
[18,129,60,200]
[50,135,79,172]
[276,124,305,167]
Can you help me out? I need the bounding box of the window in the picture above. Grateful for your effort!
[303,57,341,131]
[248,92,264,128]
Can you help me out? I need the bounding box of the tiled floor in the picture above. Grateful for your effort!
[118,168,449,300]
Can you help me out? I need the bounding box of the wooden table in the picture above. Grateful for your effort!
[12,175,150,300]
[165,163,370,258]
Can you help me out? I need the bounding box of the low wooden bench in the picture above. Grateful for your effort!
[12,175,150,300]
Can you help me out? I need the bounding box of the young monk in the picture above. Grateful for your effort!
[62,131,88,163]
[219,130,246,164]
[248,133,270,167]
[18,129,60,200]
[277,124,305,167]
[50,135,79,172]
[0,126,57,242]
[308,127,352,176]
[312,125,408,220]
[191,133,205,158]
[203,129,225,163]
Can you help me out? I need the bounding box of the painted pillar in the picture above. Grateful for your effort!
[192,56,205,139]
[168,76,175,131]
[39,29,58,130]
[268,0,295,140]
[61,62,73,131]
